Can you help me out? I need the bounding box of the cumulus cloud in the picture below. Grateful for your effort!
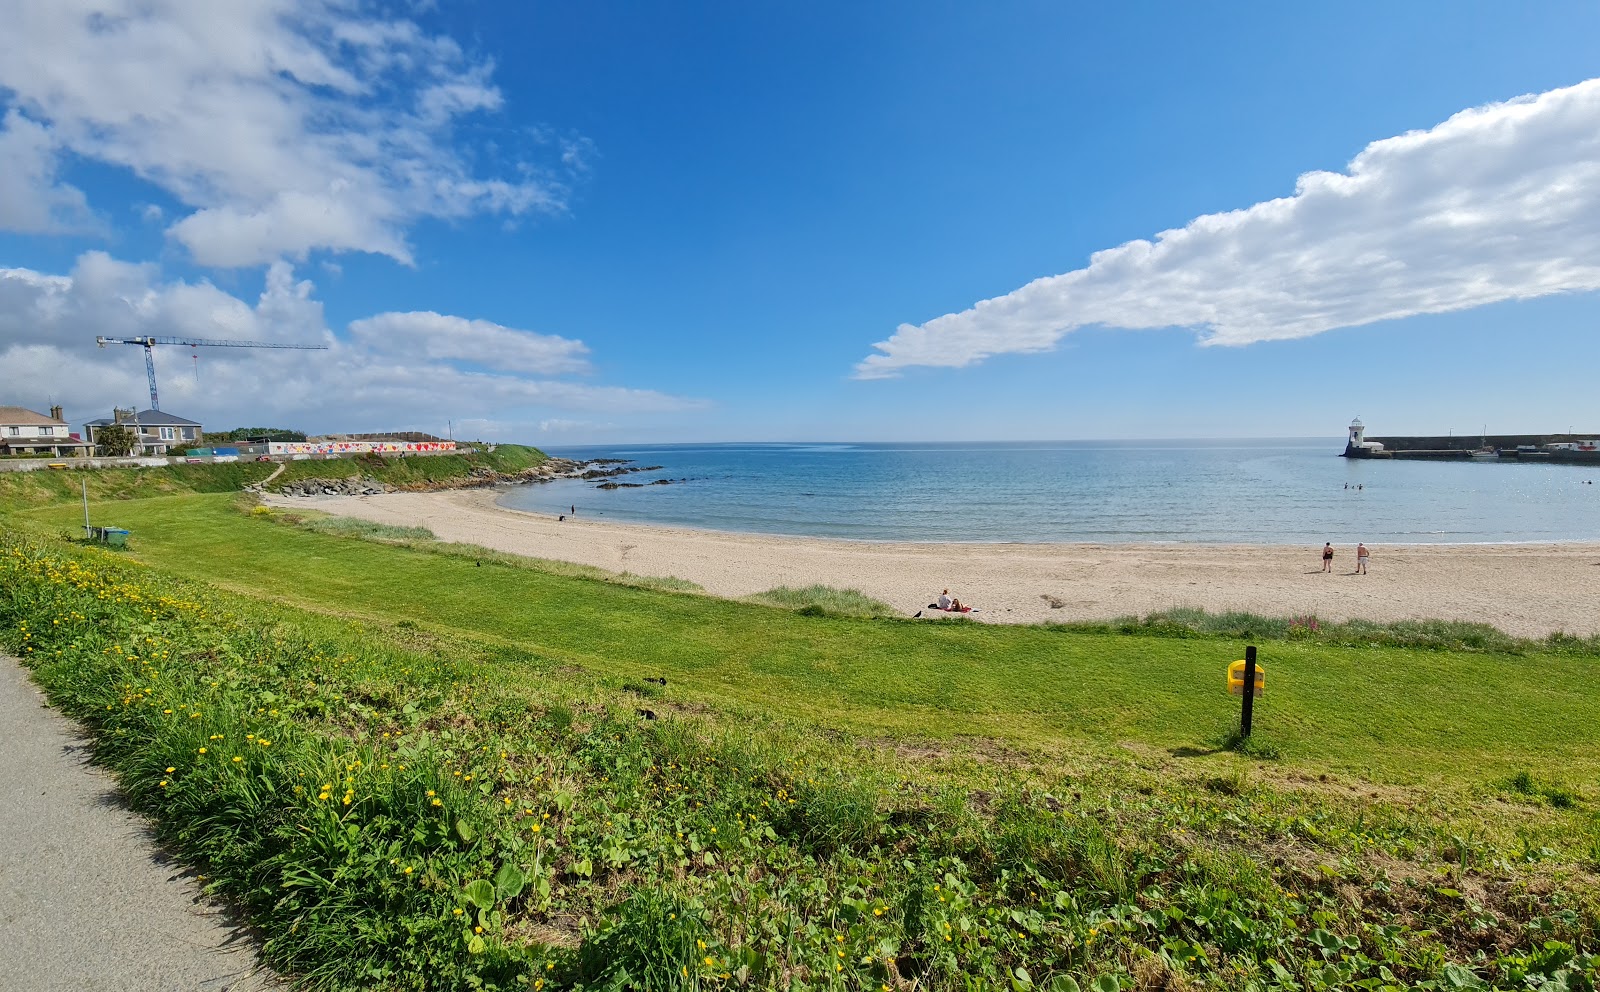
[0,252,699,434]
[0,0,576,265]
[0,109,97,233]
[349,311,591,376]
[857,77,1600,379]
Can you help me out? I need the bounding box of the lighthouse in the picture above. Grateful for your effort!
[1343,418,1384,457]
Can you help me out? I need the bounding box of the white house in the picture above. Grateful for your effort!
[82,409,204,455]
[0,405,95,457]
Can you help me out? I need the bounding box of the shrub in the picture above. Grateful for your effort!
[745,584,895,618]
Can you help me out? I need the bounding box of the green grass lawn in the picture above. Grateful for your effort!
[12,492,1599,789]
[6,482,1599,991]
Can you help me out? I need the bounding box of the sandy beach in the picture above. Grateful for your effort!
[264,488,1600,638]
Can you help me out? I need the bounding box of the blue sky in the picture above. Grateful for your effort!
[2,1,1599,442]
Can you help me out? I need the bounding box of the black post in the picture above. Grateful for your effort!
[1240,645,1257,738]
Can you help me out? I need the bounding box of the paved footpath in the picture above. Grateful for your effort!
[0,655,279,991]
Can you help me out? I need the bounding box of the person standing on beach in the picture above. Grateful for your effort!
[1322,542,1334,572]
[1356,543,1370,574]
[571,504,576,516]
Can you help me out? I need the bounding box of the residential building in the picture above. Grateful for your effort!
[82,409,204,455]
[0,405,95,457]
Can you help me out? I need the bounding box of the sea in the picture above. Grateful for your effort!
[498,439,1600,545]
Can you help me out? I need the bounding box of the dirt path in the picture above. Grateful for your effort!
[0,655,278,991]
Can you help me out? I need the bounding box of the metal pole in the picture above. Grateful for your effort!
[1240,645,1257,737]
[82,478,90,538]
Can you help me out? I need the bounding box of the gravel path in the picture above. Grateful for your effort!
[0,655,279,991]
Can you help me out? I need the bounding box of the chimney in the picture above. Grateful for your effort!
[50,404,64,422]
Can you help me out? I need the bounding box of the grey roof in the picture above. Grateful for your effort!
[83,410,202,427]
[0,405,69,427]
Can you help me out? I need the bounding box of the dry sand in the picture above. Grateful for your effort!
[265,488,1600,638]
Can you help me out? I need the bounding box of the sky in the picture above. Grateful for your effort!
[2,1,1599,444]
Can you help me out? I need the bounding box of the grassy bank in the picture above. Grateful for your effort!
[8,493,1600,785]
[4,532,1598,991]
[3,472,1600,990]
[0,444,548,511]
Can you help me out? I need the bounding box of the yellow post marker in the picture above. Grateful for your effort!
[1229,646,1262,737]
[1227,659,1265,696]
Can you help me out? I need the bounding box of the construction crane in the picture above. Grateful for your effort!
[95,335,329,410]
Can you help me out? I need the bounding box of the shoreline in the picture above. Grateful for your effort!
[264,487,1600,638]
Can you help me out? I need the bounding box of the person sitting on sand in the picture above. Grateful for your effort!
[948,597,966,612]
[936,589,952,610]
[1322,542,1334,572]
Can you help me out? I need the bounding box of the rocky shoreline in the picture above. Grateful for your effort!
[272,456,678,499]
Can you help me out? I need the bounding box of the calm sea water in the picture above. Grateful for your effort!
[498,440,1600,545]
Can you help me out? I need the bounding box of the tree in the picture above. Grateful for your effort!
[207,427,307,442]
[97,424,137,456]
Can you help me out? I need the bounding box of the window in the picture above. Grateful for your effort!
[159,427,175,440]
[40,426,54,436]
[5,426,17,436]
[182,427,196,440]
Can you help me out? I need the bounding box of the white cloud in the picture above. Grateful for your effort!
[538,418,608,434]
[0,0,577,266]
[0,109,97,233]
[856,77,1600,379]
[0,252,700,433]
[348,311,591,376]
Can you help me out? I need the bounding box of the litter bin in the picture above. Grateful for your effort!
[102,528,129,548]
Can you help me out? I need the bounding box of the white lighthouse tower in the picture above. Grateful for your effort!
[1343,417,1383,457]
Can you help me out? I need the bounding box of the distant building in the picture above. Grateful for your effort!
[82,409,203,455]
[0,405,95,457]
[267,439,456,456]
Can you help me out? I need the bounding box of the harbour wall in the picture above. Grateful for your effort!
[1344,434,1600,464]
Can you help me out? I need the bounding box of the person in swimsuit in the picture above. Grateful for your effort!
[1322,542,1334,572]
[1356,543,1369,574]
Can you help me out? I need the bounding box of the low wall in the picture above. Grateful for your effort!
[0,449,467,473]
[1363,433,1594,452]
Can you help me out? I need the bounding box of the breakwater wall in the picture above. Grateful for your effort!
[1345,434,1600,464]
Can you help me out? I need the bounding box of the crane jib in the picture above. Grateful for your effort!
[94,335,328,410]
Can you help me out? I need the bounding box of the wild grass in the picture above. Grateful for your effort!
[745,583,897,618]
[1068,606,1600,655]
[1499,770,1580,809]
[296,514,436,542]
[3,531,1599,990]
